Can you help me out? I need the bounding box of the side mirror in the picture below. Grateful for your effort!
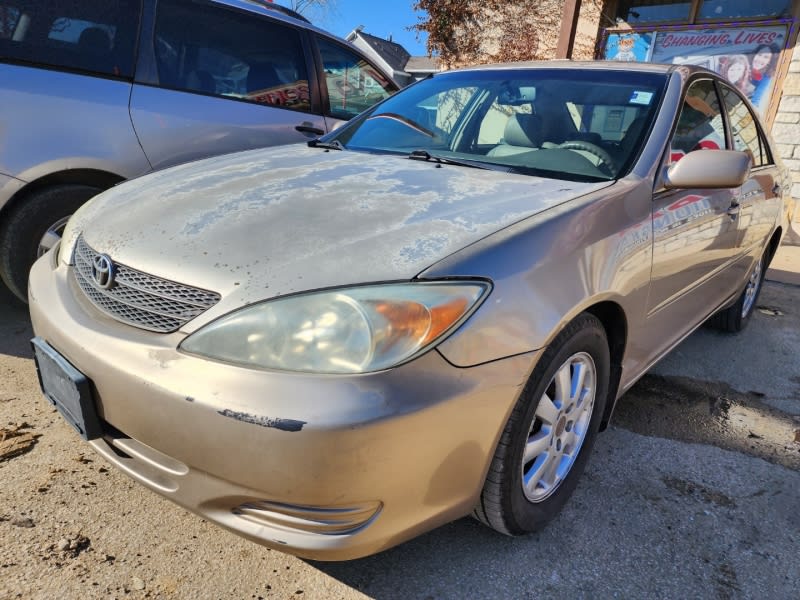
[664,150,751,189]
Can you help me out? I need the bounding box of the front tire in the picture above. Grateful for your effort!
[474,313,610,535]
[0,184,101,302]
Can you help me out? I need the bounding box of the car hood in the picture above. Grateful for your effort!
[74,144,611,306]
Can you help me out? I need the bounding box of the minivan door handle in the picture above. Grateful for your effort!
[295,123,325,136]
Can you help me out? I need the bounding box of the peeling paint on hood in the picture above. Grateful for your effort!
[74,144,611,305]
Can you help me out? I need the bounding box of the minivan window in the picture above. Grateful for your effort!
[154,0,312,112]
[0,5,21,39]
[317,37,396,120]
[0,0,140,77]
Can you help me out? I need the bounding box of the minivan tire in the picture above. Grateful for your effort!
[0,184,101,302]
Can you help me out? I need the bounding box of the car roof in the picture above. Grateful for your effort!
[457,59,686,76]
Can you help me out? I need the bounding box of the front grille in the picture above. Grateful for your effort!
[72,235,220,333]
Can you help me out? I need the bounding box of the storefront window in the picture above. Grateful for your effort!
[698,0,793,20]
[622,1,692,24]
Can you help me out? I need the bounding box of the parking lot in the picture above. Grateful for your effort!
[1,235,799,599]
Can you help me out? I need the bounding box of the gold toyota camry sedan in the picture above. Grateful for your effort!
[29,62,788,560]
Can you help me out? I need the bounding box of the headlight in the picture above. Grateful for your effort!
[180,281,490,374]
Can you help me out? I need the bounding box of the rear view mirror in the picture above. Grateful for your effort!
[497,85,536,106]
[664,150,751,189]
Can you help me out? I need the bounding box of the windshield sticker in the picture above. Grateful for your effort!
[630,90,654,105]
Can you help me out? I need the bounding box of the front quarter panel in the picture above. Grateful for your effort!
[422,177,655,368]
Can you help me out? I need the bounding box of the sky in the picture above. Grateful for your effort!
[277,1,430,56]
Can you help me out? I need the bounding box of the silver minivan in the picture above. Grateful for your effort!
[0,0,398,301]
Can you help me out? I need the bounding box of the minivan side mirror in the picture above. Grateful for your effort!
[664,150,751,189]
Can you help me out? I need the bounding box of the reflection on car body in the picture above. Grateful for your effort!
[29,61,788,561]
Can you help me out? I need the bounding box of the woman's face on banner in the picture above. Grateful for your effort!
[727,60,746,83]
[752,49,772,72]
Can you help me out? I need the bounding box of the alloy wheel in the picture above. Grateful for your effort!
[741,258,762,319]
[521,352,597,502]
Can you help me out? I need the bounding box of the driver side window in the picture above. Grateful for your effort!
[669,80,726,164]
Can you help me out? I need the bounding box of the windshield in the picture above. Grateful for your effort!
[331,68,668,182]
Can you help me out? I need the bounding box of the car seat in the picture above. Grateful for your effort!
[487,114,543,157]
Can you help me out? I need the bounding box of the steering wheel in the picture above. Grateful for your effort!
[558,141,617,175]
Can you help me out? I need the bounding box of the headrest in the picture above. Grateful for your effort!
[503,114,543,148]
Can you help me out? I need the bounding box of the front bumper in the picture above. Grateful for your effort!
[29,256,536,560]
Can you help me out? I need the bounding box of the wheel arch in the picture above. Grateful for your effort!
[764,226,782,268]
[510,299,629,432]
[0,169,124,219]
[582,300,628,431]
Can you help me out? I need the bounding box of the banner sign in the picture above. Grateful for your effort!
[650,25,788,116]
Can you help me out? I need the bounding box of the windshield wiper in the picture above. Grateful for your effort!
[408,150,498,171]
[308,138,345,151]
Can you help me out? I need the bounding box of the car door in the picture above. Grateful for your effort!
[129,0,326,171]
[645,78,742,344]
[718,83,783,258]
[313,35,398,130]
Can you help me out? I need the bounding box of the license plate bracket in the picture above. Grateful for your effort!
[31,337,101,440]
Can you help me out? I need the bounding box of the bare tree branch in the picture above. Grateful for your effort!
[283,0,335,15]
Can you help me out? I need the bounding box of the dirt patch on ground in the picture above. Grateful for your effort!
[0,423,40,462]
[614,374,800,470]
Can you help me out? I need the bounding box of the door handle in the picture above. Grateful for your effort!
[727,202,740,219]
[295,124,325,136]
[772,183,781,195]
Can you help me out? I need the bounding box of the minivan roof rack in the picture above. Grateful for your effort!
[244,1,311,23]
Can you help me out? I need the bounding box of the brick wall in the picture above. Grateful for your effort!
[573,0,605,60]
[771,43,800,208]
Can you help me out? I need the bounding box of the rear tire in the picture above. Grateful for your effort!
[707,249,766,333]
[0,184,101,302]
[474,313,610,535]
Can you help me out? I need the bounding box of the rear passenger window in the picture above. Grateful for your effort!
[719,84,768,167]
[154,0,312,112]
[0,0,140,77]
[317,37,396,120]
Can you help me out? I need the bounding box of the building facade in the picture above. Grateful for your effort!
[565,0,800,208]
[345,28,439,87]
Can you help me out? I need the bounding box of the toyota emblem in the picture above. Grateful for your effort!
[91,254,116,289]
